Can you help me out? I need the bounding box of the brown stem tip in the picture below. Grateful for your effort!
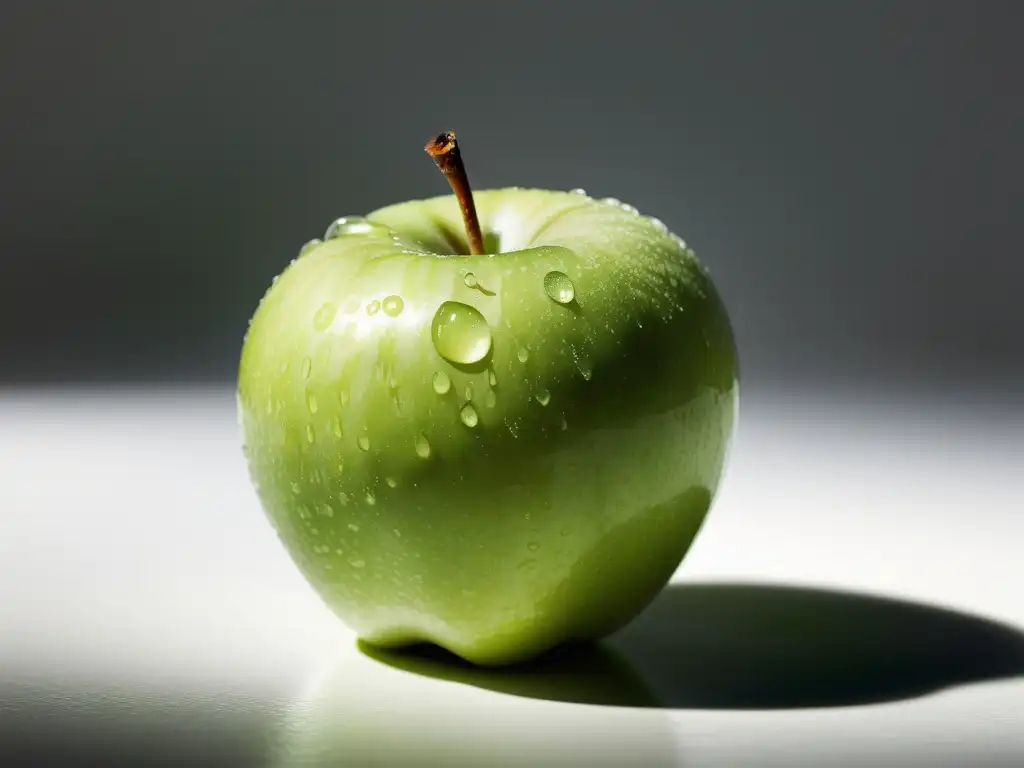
[425,131,485,255]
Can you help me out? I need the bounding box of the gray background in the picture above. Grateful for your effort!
[1,0,1021,389]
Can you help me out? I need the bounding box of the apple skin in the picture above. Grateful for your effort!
[237,188,739,666]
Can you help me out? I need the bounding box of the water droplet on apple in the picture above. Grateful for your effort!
[365,492,376,506]
[313,302,337,331]
[432,371,451,395]
[339,389,350,407]
[414,433,431,459]
[386,477,398,488]
[560,526,571,536]
[431,301,492,365]
[485,389,497,409]
[393,528,402,539]
[324,216,384,239]
[671,233,687,250]
[357,434,370,451]
[570,345,593,380]
[290,482,301,495]
[463,272,478,289]
[366,299,381,316]
[543,271,575,304]
[350,558,366,569]
[460,403,479,428]
[299,238,322,256]
[535,389,551,406]
[621,202,639,215]
[348,523,360,532]
[331,416,342,437]
[321,504,334,518]
[517,346,529,363]
[301,357,312,379]
[306,390,319,414]
[527,541,540,552]
[382,295,404,317]
[649,217,667,233]
[601,197,621,207]
[305,424,315,443]
[464,383,474,401]
[568,188,588,196]
[488,369,498,387]
[560,414,568,430]
[517,559,537,572]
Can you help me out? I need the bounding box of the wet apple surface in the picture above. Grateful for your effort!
[238,180,739,665]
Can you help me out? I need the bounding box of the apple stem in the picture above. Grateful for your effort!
[425,131,486,255]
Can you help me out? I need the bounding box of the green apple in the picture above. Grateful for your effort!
[238,181,739,666]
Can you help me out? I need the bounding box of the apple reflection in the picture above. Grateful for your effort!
[273,638,680,768]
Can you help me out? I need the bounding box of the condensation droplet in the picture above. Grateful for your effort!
[386,477,398,488]
[324,216,387,239]
[357,434,370,451]
[485,389,497,409]
[331,416,343,437]
[350,558,366,569]
[535,389,551,406]
[366,299,381,316]
[321,504,334,518]
[414,433,431,459]
[305,423,315,443]
[432,371,451,395]
[365,492,376,506]
[299,239,322,257]
[568,188,588,196]
[488,369,498,387]
[382,295,404,317]
[527,541,540,552]
[463,272,478,289]
[301,357,312,379]
[571,346,593,381]
[306,390,318,414]
[517,346,529,363]
[460,403,479,428]
[431,301,492,365]
[313,302,337,331]
[543,271,575,304]
[464,383,474,401]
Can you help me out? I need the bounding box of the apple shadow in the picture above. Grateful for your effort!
[361,581,1024,710]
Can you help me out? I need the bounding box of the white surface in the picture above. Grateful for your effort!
[0,386,1022,766]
